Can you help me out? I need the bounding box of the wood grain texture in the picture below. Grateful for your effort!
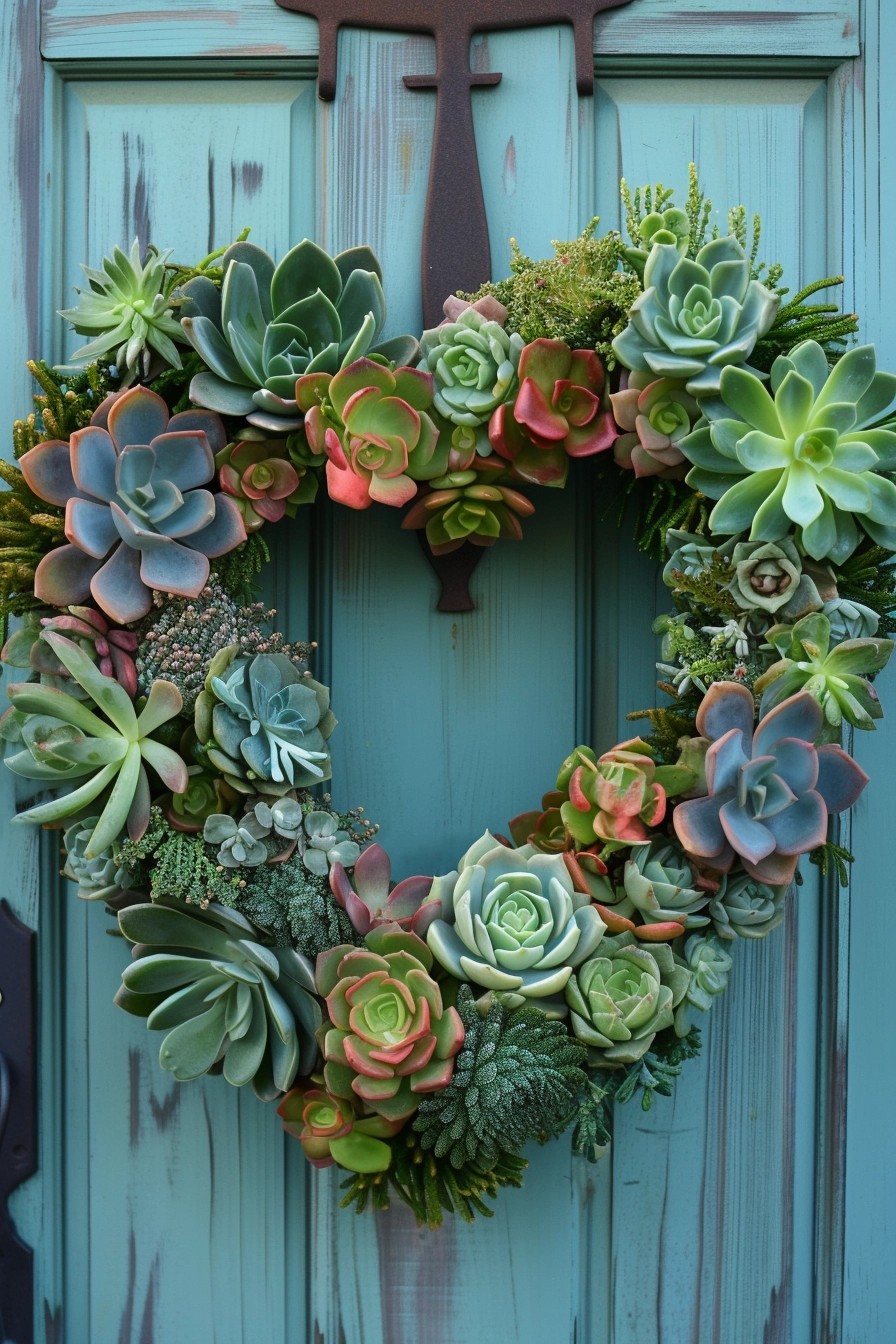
[1,4,890,1341]
[40,0,860,60]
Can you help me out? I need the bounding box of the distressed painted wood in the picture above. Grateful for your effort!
[40,0,860,60]
[0,2,893,1340]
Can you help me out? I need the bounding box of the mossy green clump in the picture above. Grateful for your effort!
[238,852,361,957]
[466,221,640,364]
[117,808,244,907]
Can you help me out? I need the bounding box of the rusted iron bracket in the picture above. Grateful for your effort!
[0,901,36,1344]
[274,0,635,324]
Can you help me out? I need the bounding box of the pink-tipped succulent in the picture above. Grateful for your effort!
[217,440,301,531]
[559,740,691,848]
[20,385,246,624]
[300,358,446,510]
[673,682,869,884]
[609,372,698,479]
[317,926,464,1122]
[3,605,138,698]
[401,469,536,556]
[277,1080,403,1173]
[489,339,617,486]
[329,843,441,937]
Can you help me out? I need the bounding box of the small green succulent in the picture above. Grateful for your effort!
[755,611,893,737]
[401,470,536,556]
[61,816,133,903]
[181,239,417,431]
[195,647,335,796]
[565,932,691,1066]
[4,631,188,858]
[115,900,321,1099]
[418,308,524,428]
[59,239,184,386]
[680,340,896,563]
[622,841,710,929]
[673,934,733,1035]
[612,236,779,397]
[708,872,786,941]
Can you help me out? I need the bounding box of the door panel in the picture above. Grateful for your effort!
[2,2,891,1340]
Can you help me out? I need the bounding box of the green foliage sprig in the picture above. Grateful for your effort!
[117,808,243,907]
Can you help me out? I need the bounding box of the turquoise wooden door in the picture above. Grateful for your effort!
[3,1,894,1340]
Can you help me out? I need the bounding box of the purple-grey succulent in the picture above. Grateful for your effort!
[20,385,246,624]
[673,681,869,884]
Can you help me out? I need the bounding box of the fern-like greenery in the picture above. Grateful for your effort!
[340,1127,529,1227]
[833,543,896,637]
[117,809,244,907]
[412,985,588,1169]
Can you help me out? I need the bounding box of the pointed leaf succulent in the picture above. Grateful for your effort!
[679,340,896,562]
[116,900,321,1099]
[329,843,440,937]
[5,631,188,858]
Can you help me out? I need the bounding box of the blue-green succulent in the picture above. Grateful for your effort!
[418,308,524,430]
[300,809,360,876]
[115,900,321,1099]
[181,240,417,432]
[622,840,711,929]
[679,340,896,563]
[565,931,691,1066]
[673,934,733,1035]
[708,872,786,941]
[612,237,779,397]
[203,811,271,867]
[61,816,134,903]
[195,648,335,797]
[426,831,606,1008]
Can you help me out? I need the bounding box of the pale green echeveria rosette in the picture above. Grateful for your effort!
[194,646,335,797]
[622,840,711,930]
[418,308,525,433]
[426,831,606,1009]
[61,815,135,904]
[115,901,321,1100]
[611,236,779,398]
[708,871,786,941]
[679,340,896,564]
[728,537,829,620]
[673,934,733,1035]
[180,239,418,432]
[3,630,188,859]
[59,239,184,387]
[565,931,691,1066]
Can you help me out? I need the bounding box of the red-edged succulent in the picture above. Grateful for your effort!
[300,358,446,510]
[558,739,692,848]
[401,468,535,556]
[489,339,617,486]
[329,843,440,936]
[217,439,301,531]
[609,371,698,479]
[277,1079,403,1172]
[317,926,464,1122]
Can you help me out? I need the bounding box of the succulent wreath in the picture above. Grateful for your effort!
[3,167,894,1225]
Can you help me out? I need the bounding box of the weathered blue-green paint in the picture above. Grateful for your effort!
[2,1,893,1340]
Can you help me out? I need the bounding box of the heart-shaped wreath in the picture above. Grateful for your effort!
[2,167,893,1225]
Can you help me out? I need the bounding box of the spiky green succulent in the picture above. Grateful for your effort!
[679,340,896,563]
[611,236,779,397]
[755,611,893,737]
[59,239,184,386]
[4,631,188,858]
[181,240,417,431]
[412,985,587,1169]
[115,900,321,1099]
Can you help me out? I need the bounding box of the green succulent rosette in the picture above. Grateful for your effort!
[622,840,711,929]
[673,934,734,1035]
[728,537,828,619]
[755,611,894,737]
[708,872,786,941]
[115,901,321,1099]
[565,931,691,1066]
[418,308,525,428]
[194,646,335,796]
[426,831,606,1007]
[679,340,896,563]
[401,468,536,556]
[318,926,464,1123]
[611,236,779,397]
[181,239,417,431]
